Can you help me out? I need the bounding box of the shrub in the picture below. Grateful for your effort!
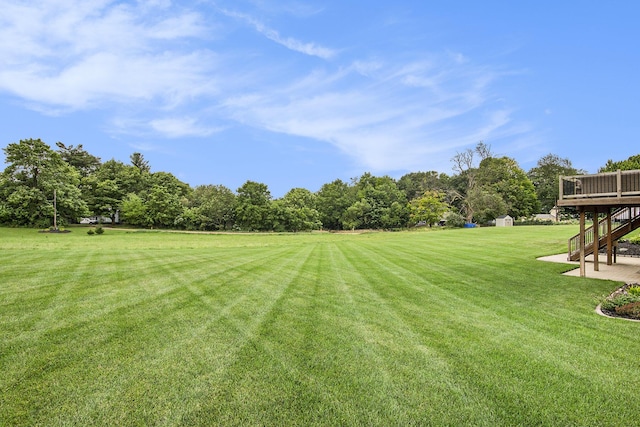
[615,301,640,319]
[627,285,640,296]
[600,294,640,312]
[95,226,104,235]
[443,211,465,228]
[87,229,95,235]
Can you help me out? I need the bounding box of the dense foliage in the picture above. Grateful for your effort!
[600,153,640,172]
[2,138,635,230]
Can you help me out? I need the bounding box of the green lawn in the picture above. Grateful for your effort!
[1,226,638,426]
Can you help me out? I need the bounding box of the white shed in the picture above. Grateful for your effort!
[495,215,513,227]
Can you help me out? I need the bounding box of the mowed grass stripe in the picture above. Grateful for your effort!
[2,227,640,426]
[340,232,640,425]
[333,240,504,425]
[1,239,316,425]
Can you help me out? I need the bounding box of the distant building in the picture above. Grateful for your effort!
[534,206,560,222]
[80,211,120,224]
[495,215,513,227]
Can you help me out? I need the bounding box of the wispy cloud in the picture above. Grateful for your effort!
[0,1,217,112]
[218,8,336,59]
[0,0,528,173]
[149,117,222,138]
[222,54,523,171]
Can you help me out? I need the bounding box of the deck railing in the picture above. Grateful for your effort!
[559,170,640,200]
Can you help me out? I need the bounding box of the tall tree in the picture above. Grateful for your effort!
[344,173,408,229]
[273,188,321,232]
[476,156,539,219]
[450,141,495,222]
[528,154,581,212]
[316,179,355,230]
[235,180,272,231]
[145,185,184,228]
[184,184,237,230]
[130,152,151,173]
[408,191,450,227]
[55,142,101,177]
[398,171,451,201]
[465,186,508,224]
[148,171,191,199]
[1,139,87,226]
[85,159,139,223]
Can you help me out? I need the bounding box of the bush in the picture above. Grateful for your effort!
[627,285,640,296]
[615,301,640,319]
[443,211,465,228]
[87,229,95,235]
[600,284,640,314]
[95,226,104,235]
[600,294,639,311]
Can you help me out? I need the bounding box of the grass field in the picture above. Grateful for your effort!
[1,226,639,426]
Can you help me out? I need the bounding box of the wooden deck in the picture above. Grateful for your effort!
[557,169,640,277]
[558,169,640,207]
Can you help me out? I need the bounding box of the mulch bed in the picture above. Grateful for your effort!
[599,241,640,257]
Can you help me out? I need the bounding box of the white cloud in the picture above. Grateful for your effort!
[149,117,222,138]
[0,1,530,173]
[0,0,217,113]
[219,8,336,59]
[222,56,524,172]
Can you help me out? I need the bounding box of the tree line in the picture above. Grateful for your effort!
[1,138,638,231]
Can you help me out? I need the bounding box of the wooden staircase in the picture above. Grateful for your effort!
[568,207,640,261]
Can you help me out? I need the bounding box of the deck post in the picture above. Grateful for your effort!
[579,208,586,277]
[592,207,599,271]
[606,208,613,265]
[558,175,563,202]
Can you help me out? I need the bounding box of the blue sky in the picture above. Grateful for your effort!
[1,1,639,197]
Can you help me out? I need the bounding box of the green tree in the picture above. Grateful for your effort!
[235,181,272,231]
[85,159,139,223]
[398,171,451,201]
[1,139,88,226]
[476,157,539,219]
[344,173,409,229]
[341,199,369,230]
[450,142,495,223]
[130,152,151,173]
[528,154,581,212]
[120,193,149,227]
[148,172,191,199]
[55,142,101,177]
[600,154,640,172]
[145,185,184,228]
[409,191,449,227]
[273,188,321,231]
[183,185,236,230]
[316,179,356,230]
[466,186,508,224]
[468,186,508,224]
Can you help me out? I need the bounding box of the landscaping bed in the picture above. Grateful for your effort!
[599,283,640,320]
[599,241,640,257]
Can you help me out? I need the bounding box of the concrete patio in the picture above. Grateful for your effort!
[538,253,640,283]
